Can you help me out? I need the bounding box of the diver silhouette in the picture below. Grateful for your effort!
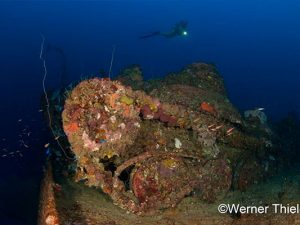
[139,20,188,39]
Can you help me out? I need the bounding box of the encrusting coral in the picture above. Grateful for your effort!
[61,62,274,214]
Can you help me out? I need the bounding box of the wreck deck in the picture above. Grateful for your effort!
[39,164,300,225]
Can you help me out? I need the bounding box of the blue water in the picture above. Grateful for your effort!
[0,1,299,224]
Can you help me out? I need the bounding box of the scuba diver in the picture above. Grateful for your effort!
[139,20,188,39]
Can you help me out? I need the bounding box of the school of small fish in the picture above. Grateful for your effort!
[0,109,51,159]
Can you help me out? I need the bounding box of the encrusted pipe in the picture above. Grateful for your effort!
[38,161,60,225]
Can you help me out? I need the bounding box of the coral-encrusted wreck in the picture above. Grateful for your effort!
[61,63,273,214]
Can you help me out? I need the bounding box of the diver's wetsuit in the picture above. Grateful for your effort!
[139,21,188,39]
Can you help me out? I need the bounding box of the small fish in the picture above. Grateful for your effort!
[226,127,234,134]
[226,132,234,136]
[208,124,215,129]
[2,154,7,157]
[18,119,22,122]
[215,125,223,130]
[257,108,265,111]
[44,143,50,148]
[38,109,44,112]
[54,136,60,140]
[24,144,29,148]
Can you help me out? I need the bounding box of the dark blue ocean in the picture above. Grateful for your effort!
[0,1,299,224]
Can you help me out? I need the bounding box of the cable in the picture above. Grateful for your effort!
[40,34,75,161]
[108,45,116,79]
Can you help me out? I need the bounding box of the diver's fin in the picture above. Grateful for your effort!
[139,31,160,39]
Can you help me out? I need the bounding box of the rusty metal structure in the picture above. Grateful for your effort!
[60,63,272,213]
[38,62,281,224]
[38,162,59,225]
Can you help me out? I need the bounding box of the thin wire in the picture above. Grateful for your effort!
[40,34,52,129]
[40,34,75,161]
[108,45,116,79]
